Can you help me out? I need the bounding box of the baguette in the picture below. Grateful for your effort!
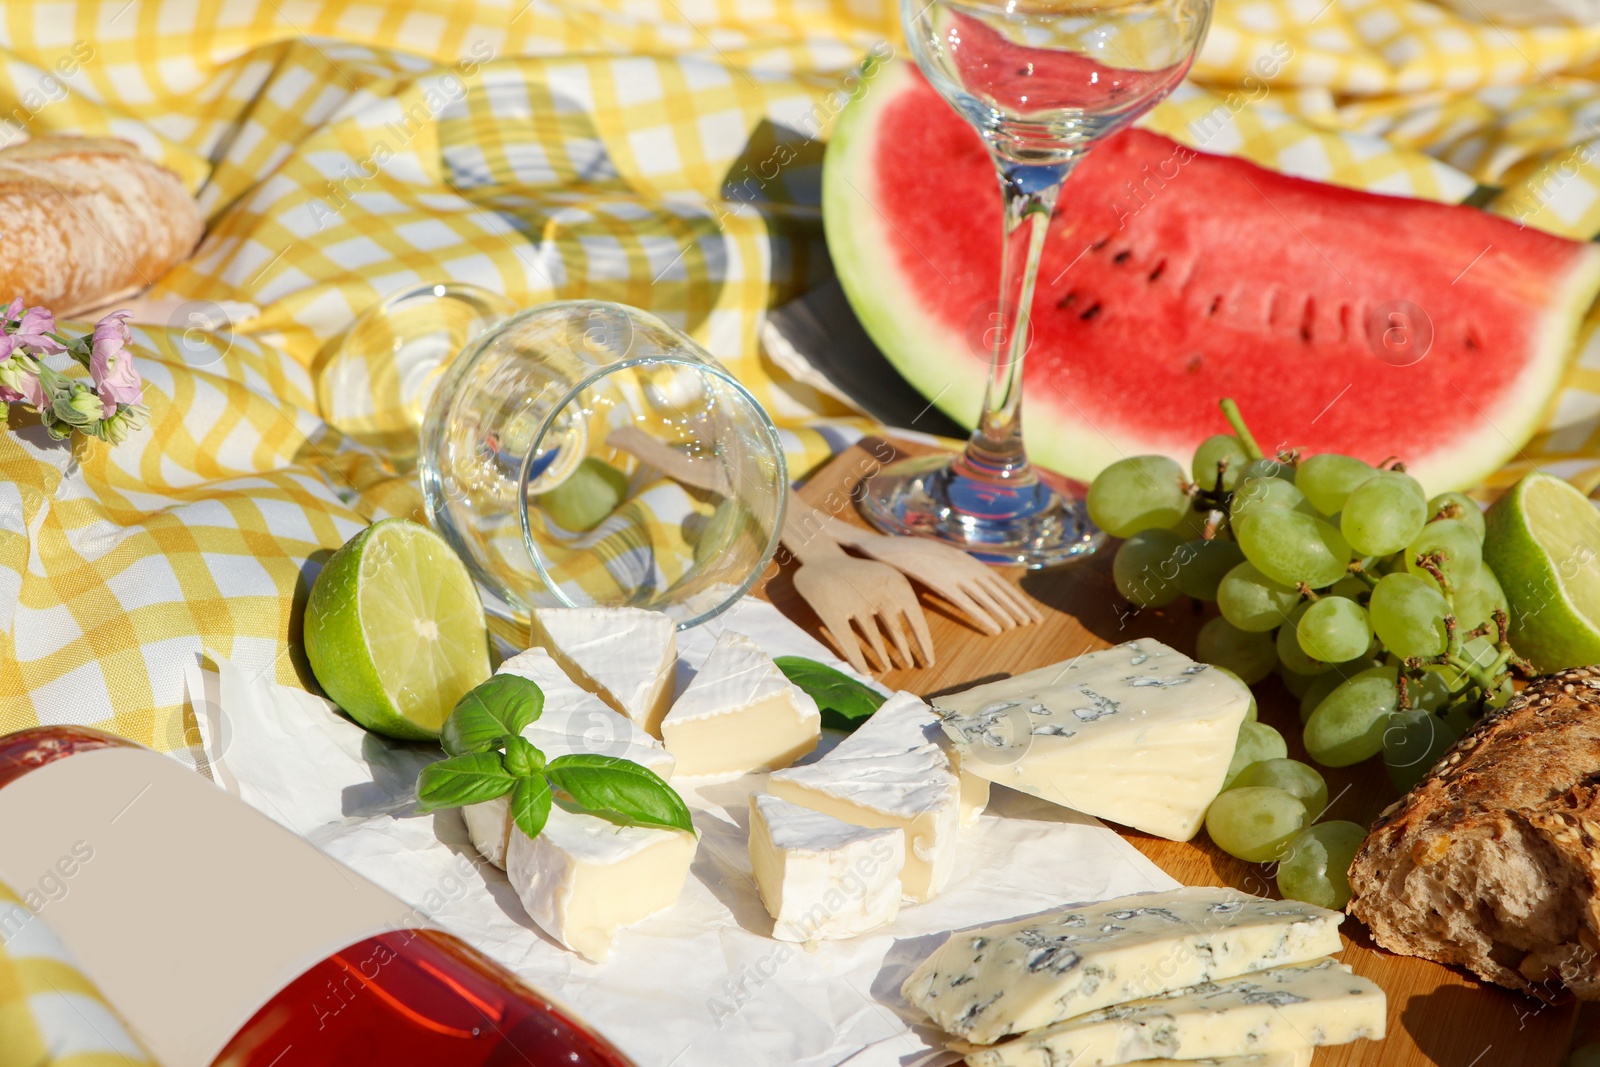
[0,136,203,316]
[1347,667,1600,1000]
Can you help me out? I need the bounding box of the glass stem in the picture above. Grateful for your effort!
[958,153,1077,482]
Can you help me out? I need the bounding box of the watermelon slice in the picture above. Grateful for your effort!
[823,62,1600,494]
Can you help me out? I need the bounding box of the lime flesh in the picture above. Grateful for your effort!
[304,518,491,740]
[1484,472,1600,672]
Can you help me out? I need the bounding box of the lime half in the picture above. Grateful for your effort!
[305,518,491,740]
[1484,472,1600,672]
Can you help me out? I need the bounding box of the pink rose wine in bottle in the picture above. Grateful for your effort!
[0,726,635,1067]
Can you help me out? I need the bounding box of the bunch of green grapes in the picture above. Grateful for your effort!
[1087,400,1524,908]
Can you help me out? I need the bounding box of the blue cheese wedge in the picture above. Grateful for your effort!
[531,606,678,736]
[748,793,905,942]
[505,804,697,963]
[933,640,1252,840]
[767,691,961,902]
[962,958,1385,1067]
[1138,1054,1310,1067]
[904,887,1345,1044]
[660,631,821,776]
[464,648,675,868]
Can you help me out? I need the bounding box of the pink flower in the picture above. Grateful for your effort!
[12,305,62,353]
[89,310,142,416]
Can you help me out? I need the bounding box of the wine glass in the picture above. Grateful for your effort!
[861,0,1213,566]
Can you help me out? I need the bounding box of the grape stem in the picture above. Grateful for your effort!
[1346,561,1380,589]
[1218,398,1264,461]
[1415,553,1453,601]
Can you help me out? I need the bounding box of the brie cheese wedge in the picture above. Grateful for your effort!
[465,648,674,868]
[933,640,1251,841]
[505,804,697,963]
[904,887,1344,1044]
[748,793,905,942]
[660,631,821,776]
[766,691,961,902]
[530,607,678,736]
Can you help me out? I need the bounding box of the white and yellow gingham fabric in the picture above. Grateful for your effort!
[3,0,1600,740]
[0,882,156,1067]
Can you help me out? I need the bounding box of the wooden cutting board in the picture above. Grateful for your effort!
[761,436,1577,1067]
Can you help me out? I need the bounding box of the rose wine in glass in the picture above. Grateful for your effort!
[862,0,1212,566]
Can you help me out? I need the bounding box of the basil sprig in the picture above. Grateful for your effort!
[774,655,886,732]
[416,675,694,838]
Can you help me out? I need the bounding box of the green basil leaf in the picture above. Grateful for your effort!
[509,775,553,840]
[503,734,545,779]
[545,754,694,834]
[416,751,515,812]
[440,675,544,756]
[774,655,886,733]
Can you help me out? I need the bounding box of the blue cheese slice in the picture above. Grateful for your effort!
[531,606,677,736]
[933,640,1252,841]
[767,691,961,903]
[962,958,1385,1067]
[464,648,675,868]
[660,631,821,776]
[904,887,1345,1044]
[748,793,905,942]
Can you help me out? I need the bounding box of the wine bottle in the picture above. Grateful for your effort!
[0,725,635,1067]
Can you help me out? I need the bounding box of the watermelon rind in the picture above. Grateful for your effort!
[823,61,1600,495]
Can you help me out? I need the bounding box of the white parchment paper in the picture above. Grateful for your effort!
[190,598,1178,1067]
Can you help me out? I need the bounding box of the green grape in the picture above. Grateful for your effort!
[1298,659,1380,722]
[536,457,630,532]
[1276,821,1366,909]
[1451,564,1509,631]
[1192,434,1249,492]
[1216,561,1301,632]
[1229,758,1329,817]
[1279,664,1318,699]
[1238,456,1295,483]
[1233,509,1353,589]
[1113,529,1184,607]
[1277,604,1334,675]
[1173,504,1216,540]
[1175,538,1246,600]
[1369,572,1450,659]
[1087,456,1188,538]
[1340,471,1427,556]
[1303,665,1400,766]
[1296,454,1375,516]
[1211,665,1258,721]
[1383,708,1465,792]
[1427,491,1486,542]
[1229,477,1314,520]
[1328,574,1370,601]
[1297,596,1372,664]
[1405,518,1482,590]
[1205,787,1308,863]
[1406,667,1455,712]
[1196,615,1278,684]
[1222,720,1288,788]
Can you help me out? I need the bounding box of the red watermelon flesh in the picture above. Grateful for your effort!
[823,62,1600,493]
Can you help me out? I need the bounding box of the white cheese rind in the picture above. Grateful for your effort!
[530,607,678,736]
[905,887,1345,1043]
[748,793,905,942]
[963,959,1385,1067]
[933,640,1251,841]
[465,648,674,868]
[767,691,961,902]
[661,631,821,776]
[505,804,697,963]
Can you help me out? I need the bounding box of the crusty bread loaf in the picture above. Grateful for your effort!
[0,137,203,316]
[1348,667,1600,1001]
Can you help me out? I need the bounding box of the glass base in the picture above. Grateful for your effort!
[860,453,1105,568]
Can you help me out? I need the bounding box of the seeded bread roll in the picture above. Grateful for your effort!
[1348,668,1600,1001]
[0,136,202,316]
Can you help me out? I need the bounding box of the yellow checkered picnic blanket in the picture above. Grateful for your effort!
[0,881,155,1067]
[2,0,1600,745]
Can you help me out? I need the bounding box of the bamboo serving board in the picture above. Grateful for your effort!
[761,436,1576,1067]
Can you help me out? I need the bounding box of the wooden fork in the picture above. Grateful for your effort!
[782,490,935,674]
[820,515,1044,636]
